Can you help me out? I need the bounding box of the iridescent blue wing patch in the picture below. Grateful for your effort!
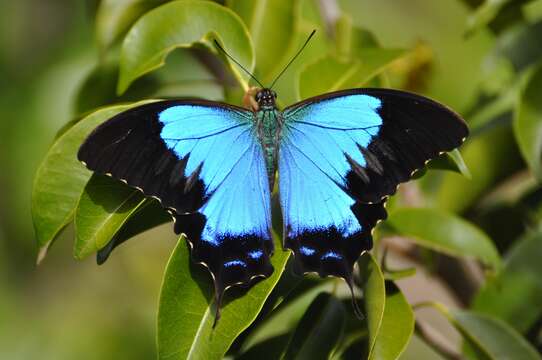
[280,89,468,284]
[78,100,273,317]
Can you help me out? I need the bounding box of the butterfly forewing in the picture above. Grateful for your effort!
[78,100,274,312]
[279,89,468,281]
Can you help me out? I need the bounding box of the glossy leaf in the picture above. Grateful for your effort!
[97,199,171,264]
[31,101,154,260]
[427,149,471,178]
[118,0,254,94]
[282,293,346,360]
[227,0,299,80]
[430,304,541,360]
[157,234,290,360]
[358,252,385,359]
[386,208,501,269]
[371,281,414,360]
[472,230,542,333]
[514,62,542,181]
[76,49,222,114]
[95,0,169,51]
[74,174,146,259]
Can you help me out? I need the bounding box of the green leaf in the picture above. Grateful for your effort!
[299,56,352,100]
[466,0,514,35]
[472,230,542,333]
[282,293,346,360]
[380,248,417,280]
[227,0,299,80]
[95,0,169,51]
[76,49,223,114]
[429,124,521,213]
[523,0,542,23]
[386,208,501,269]
[236,334,291,360]
[118,0,254,94]
[299,48,406,100]
[514,62,542,181]
[239,281,334,353]
[370,281,414,360]
[157,234,290,360]
[273,0,330,105]
[73,174,146,259]
[97,199,171,264]
[427,149,471,178]
[358,253,385,359]
[430,304,542,360]
[31,101,154,261]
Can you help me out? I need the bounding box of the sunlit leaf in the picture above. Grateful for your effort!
[74,174,146,259]
[76,49,222,114]
[31,101,154,260]
[228,0,299,80]
[386,208,501,269]
[466,0,515,35]
[339,0,494,112]
[273,0,330,105]
[358,252,385,359]
[371,281,414,360]
[299,56,352,99]
[427,149,471,178]
[95,0,169,51]
[282,293,346,360]
[118,0,254,94]
[299,48,406,99]
[514,62,542,181]
[157,234,290,360]
[523,0,542,23]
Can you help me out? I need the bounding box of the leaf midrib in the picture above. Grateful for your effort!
[185,306,212,360]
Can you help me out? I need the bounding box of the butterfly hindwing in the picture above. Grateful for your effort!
[280,89,468,281]
[78,101,273,312]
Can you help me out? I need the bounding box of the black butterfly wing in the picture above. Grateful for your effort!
[279,88,468,283]
[79,101,274,317]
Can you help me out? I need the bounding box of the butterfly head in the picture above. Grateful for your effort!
[255,89,277,109]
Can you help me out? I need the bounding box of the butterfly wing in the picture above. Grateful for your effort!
[78,101,273,312]
[279,88,468,282]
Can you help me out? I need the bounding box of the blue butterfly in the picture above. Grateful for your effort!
[78,33,468,322]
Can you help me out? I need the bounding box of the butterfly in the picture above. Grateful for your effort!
[78,33,468,323]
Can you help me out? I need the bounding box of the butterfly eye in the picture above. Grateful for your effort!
[272,91,277,98]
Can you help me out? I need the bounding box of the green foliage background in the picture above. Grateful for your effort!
[1,0,542,359]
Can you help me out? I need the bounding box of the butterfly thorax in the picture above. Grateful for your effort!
[254,89,281,188]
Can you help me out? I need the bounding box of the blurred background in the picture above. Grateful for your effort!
[1,0,542,358]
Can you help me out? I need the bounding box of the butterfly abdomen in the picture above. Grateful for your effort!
[256,108,282,186]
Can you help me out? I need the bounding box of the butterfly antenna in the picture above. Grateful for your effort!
[269,29,316,89]
[213,39,265,88]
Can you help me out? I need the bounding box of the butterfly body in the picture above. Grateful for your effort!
[79,87,468,322]
[254,89,281,186]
